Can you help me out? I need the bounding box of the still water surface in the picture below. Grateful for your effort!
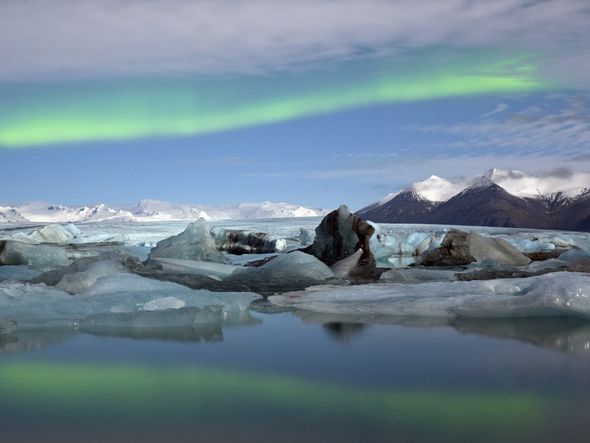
[1,308,589,443]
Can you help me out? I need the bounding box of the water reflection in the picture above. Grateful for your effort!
[0,361,554,443]
[0,309,261,353]
[2,306,590,356]
[298,311,590,355]
[323,322,367,342]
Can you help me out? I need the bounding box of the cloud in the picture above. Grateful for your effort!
[482,103,509,118]
[0,0,589,86]
[411,95,590,156]
[543,167,574,179]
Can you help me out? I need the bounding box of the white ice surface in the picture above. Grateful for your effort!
[0,265,41,282]
[229,251,334,282]
[0,273,260,328]
[270,272,590,319]
[149,220,226,263]
[147,258,238,279]
[10,223,82,244]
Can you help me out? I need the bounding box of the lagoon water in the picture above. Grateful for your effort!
[1,308,590,443]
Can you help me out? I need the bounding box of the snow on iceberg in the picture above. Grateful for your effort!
[270,272,590,319]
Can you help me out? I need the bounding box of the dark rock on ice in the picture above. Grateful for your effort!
[305,205,379,281]
[417,229,531,267]
[212,229,286,255]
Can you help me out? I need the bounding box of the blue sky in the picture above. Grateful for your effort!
[1,1,589,209]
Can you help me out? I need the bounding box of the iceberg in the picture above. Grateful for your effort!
[149,219,227,263]
[0,240,72,270]
[0,265,41,282]
[10,223,81,244]
[55,259,128,294]
[145,257,237,280]
[228,251,335,294]
[379,267,456,283]
[210,227,288,254]
[417,230,531,267]
[0,272,260,328]
[270,272,590,319]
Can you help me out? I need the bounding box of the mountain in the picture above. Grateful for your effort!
[357,191,439,223]
[358,170,590,232]
[429,179,551,229]
[126,199,324,221]
[357,175,457,223]
[0,206,28,223]
[552,189,590,232]
[17,201,135,223]
[5,200,326,223]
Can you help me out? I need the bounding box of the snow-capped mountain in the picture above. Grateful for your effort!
[17,201,135,223]
[0,206,28,223]
[4,200,326,223]
[358,169,590,232]
[125,200,324,221]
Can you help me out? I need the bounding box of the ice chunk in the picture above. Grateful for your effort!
[0,240,71,270]
[331,250,363,279]
[146,257,237,279]
[55,259,127,294]
[0,274,260,328]
[227,251,335,294]
[370,224,446,264]
[210,227,287,254]
[299,228,314,246]
[527,259,568,273]
[418,230,531,267]
[10,224,81,244]
[559,248,590,262]
[380,268,456,283]
[140,296,186,311]
[149,220,227,263]
[270,272,590,319]
[231,251,334,282]
[502,237,556,253]
[0,265,41,282]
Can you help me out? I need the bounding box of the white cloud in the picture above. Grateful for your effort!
[0,0,589,84]
[482,103,509,118]
[413,96,590,156]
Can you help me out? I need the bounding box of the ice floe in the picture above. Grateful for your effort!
[270,272,590,319]
[0,272,260,328]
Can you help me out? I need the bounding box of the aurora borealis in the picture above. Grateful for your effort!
[0,54,546,148]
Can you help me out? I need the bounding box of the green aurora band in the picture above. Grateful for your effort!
[0,361,548,438]
[0,54,550,148]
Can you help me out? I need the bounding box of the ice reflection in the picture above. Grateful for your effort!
[298,311,590,355]
[0,309,261,353]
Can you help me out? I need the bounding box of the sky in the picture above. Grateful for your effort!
[1,0,589,209]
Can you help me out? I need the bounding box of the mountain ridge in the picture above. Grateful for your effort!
[0,200,327,224]
[357,169,590,232]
